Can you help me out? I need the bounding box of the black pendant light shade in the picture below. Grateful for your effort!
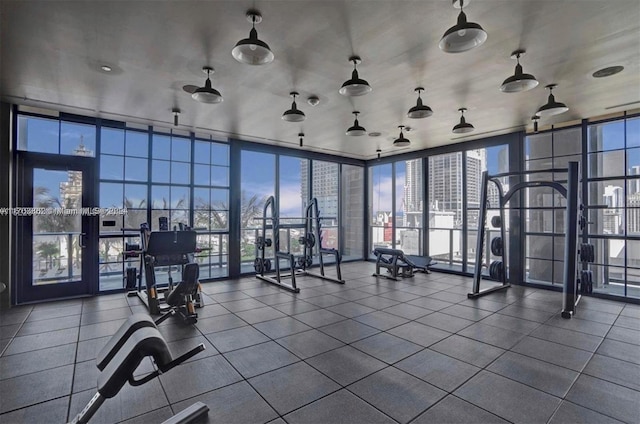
[407,87,433,119]
[452,108,474,133]
[282,92,306,122]
[376,149,382,160]
[536,84,569,117]
[192,67,223,104]
[232,10,274,65]
[172,108,180,126]
[439,0,487,53]
[346,111,366,136]
[299,132,304,147]
[500,50,539,93]
[339,56,372,96]
[531,115,540,133]
[393,125,410,147]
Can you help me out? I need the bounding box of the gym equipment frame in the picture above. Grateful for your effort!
[372,248,434,281]
[469,162,582,318]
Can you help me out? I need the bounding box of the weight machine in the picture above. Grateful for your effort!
[253,196,344,293]
[469,162,590,318]
[127,222,204,324]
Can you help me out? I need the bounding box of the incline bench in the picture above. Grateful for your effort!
[372,248,434,281]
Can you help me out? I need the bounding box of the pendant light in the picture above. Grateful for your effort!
[231,10,274,65]
[299,132,304,147]
[346,111,366,136]
[439,0,487,53]
[376,149,382,160]
[500,50,539,93]
[192,67,223,104]
[339,56,372,96]
[172,108,180,126]
[536,84,569,117]
[282,92,306,122]
[407,87,433,119]
[452,108,474,133]
[393,125,410,147]
[531,115,540,133]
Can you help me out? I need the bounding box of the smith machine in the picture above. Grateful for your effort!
[253,196,344,293]
[470,161,594,318]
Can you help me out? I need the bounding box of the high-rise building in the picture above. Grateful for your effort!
[300,161,339,220]
[403,159,423,227]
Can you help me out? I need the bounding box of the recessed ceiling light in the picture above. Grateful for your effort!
[368,131,382,137]
[307,96,320,106]
[592,66,624,78]
[100,65,112,72]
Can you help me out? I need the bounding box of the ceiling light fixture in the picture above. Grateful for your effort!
[531,115,540,133]
[393,125,411,147]
[100,65,112,72]
[231,10,274,65]
[407,87,433,119]
[172,108,180,126]
[299,132,304,147]
[452,108,474,133]
[192,67,223,104]
[307,96,320,106]
[282,92,306,122]
[500,50,539,93]
[346,111,366,136]
[592,66,624,78]
[439,0,487,53]
[536,84,569,117]
[339,56,372,96]
[376,149,382,160]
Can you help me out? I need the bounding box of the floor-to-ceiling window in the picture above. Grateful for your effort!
[342,164,364,260]
[369,163,393,256]
[588,116,640,298]
[312,161,339,254]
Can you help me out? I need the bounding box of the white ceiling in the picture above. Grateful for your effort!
[1,0,639,160]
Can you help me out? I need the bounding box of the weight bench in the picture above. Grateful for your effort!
[372,248,434,281]
[70,314,208,424]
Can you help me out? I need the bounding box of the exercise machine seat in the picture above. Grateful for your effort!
[98,326,172,399]
[166,262,199,307]
[96,314,156,371]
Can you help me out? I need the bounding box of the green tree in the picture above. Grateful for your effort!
[36,241,59,270]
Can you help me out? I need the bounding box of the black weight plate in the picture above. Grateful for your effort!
[265,238,272,247]
[264,259,272,272]
[256,236,265,250]
[589,244,595,263]
[491,237,503,256]
[254,258,263,273]
[491,216,502,228]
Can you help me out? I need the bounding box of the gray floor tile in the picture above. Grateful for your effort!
[221,298,268,313]
[16,314,80,336]
[165,335,219,363]
[379,290,421,302]
[583,353,640,391]
[159,354,242,403]
[241,286,282,297]
[191,303,232,319]
[251,292,296,306]
[224,341,299,378]
[430,335,505,368]
[25,305,81,322]
[455,371,562,424]
[621,305,640,318]
[357,284,396,295]
[0,343,76,381]
[458,322,527,349]
[69,380,168,423]
[332,289,373,302]
[395,349,480,392]
[0,324,21,340]
[304,294,349,308]
[412,395,509,424]
[349,367,446,424]
[479,313,541,334]
[459,298,509,312]
[355,295,401,310]
[512,337,593,372]
[80,306,132,326]
[387,321,450,347]
[548,401,625,424]
[195,313,247,334]
[209,291,251,303]
[529,324,603,352]
[250,361,340,415]
[352,332,423,364]
[79,319,127,341]
[234,306,287,324]
[81,298,129,313]
[576,308,620,325]
[253,316,312,339]
[0,364,74,413]
[545,315,611,337]
[318,319,380,344]
[353,311,409,331]
[614,314,640,330]
[272,300,321,316]
[487,351,579,397]
[596,338,640,365]
[0,339,9,356]
[606,325,640,346]
[0,396,69,424]
[565,374,640,424]
[402,286,440,297]
[429,291,469,304]
[73,359,99,394]
[171,381,278,424]
[276,329,344,359]
[119,407,174,424]
[284,389,396,424]
[579,298,625,315]
[407,297,454,311]
[0,310,31,327]
[440,304,494,322]
[292,309,347,328]
[76,335,111,362]
[306,345,386,386]
[156,322,201,343]
[416,311,474,333]
[206,325,270,353]
[381,303,431,320]
[3,327,78,356]
[326,301,376,318]
[496,304,556,323]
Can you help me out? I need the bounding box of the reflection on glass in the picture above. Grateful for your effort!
[18,115,59,153]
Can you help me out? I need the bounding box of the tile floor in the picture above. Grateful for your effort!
[1,262,639,424]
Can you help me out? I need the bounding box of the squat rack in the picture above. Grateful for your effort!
[470,161,582,318]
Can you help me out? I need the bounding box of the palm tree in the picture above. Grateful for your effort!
[36,241,59,270]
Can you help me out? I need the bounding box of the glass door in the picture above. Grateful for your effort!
[14,153,98,303]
